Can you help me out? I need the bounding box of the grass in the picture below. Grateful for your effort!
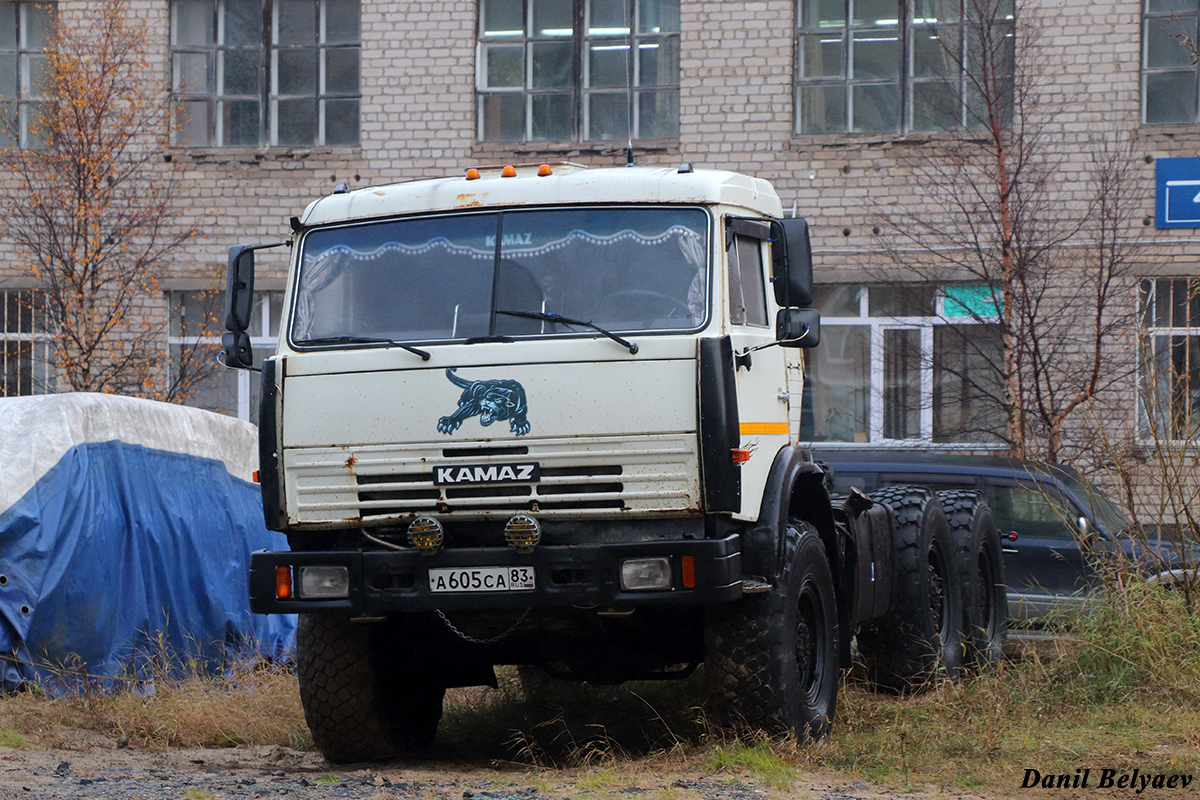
[701,741,797,791]
[0,657,309,751]
[0,575,1196,797]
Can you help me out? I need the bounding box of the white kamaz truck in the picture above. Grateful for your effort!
[223,164,1006,763]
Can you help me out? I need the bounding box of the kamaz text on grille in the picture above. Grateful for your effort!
[433,462,541,486]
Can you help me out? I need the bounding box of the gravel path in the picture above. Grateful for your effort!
[0,734,985,800]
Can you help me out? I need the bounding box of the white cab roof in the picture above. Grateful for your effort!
[299,164,783,226]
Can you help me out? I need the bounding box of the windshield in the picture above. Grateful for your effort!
[290,206,709,346]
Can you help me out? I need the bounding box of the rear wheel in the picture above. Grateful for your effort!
[858,485,964,692]
[706,521,839,739]
[297,614,444,763]
[939,490,1007,665]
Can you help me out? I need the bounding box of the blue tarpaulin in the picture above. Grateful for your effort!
[0,393,295,692]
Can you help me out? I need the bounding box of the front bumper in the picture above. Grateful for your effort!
[249,535,743,614]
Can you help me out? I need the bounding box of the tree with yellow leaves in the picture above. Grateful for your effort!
[2,0,209,399]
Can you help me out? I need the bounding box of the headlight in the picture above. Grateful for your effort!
[620,557,672,591]
[297,566,350,599]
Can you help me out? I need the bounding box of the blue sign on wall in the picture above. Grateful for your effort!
[1157,157,1200,229]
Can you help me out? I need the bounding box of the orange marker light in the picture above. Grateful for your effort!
[501,165,517,177]
[252,470,260,483]
[275,566,292,600]
[537,163,553,177]
[681,556,696,589]
[465,168,481,180]
[731,449,751,464]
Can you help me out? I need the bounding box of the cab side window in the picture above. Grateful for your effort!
[728,234,768,327]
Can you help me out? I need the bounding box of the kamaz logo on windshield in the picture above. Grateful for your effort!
[485,233,533,246]
[433,462,541,486]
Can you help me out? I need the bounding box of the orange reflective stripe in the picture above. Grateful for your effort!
[739,422,789,435]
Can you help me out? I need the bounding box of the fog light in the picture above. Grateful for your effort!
[620,557,671,591]
[504,514,541,552]
[297,566,350,599]
[407,516,444,554]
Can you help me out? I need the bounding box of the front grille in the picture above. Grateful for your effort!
[355,463,624,515]
[285,434,699,523]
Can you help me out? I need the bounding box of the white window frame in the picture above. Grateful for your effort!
[168,290,280,421]
[809,284,1002,447]
[0,289,55,396]
[1138,278,1200,443]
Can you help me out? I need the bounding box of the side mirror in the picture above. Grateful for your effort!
[222,330,254,370]
[770,218,814,308]
[223,245,257,370]
[225,245,256,333]
[776,307,820,348]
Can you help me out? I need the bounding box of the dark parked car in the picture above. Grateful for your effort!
[815,450,1193,623]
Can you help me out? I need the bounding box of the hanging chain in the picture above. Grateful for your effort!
[358,529,530,644]
[436,608,530,645]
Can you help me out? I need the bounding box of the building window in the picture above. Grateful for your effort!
[1140,278,1200,440]
[800,283,1005,445]
[795,0,1014,134]
[168,290,281,421]
[0,1,53,149]
[170,0,361,147]
[477,0,680,143]
[1143,1,1200,124]
[1,290,54,396]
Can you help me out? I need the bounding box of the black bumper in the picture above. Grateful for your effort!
[249,535,744,614]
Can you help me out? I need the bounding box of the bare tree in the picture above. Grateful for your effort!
[872,0,1144,462]
[2,0,210,400]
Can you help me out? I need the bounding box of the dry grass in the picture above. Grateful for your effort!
[0,576,1196,796]
[0,659,308,751]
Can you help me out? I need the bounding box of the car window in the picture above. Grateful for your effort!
[881,474,974,489]
[986,483,1078,540]
[828,472,871,494]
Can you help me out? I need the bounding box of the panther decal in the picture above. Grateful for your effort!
[437,368,531,436]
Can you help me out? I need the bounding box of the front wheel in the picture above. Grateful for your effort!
[297,614,444,763]
[706,521,840,739]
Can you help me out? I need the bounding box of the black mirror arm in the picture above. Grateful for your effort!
[733,325,814,371]
[736,325,813,356]
[217,349,261,373]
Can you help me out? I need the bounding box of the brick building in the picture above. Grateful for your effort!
[0,0,1197,466]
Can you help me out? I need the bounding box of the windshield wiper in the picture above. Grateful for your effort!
[496,309,638,354]
[296,335,431,361]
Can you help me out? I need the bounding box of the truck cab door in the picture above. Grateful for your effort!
[727,232,789,519]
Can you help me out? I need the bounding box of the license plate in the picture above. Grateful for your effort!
[429,566,535,593]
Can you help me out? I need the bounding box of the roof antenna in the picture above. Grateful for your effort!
[624,0,634,166]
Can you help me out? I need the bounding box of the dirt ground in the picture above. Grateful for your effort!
[0,731,1002,800]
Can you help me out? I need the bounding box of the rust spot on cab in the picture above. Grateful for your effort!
[345,454,358,469]
[455,194,482,207]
